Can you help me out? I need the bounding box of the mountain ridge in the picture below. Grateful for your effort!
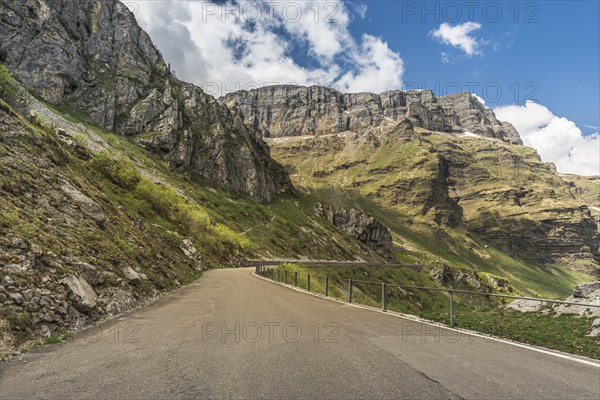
[220,84,522,144]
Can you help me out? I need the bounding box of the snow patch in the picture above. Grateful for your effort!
[472,94,486,106]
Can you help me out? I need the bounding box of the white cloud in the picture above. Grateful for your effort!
[430,22,483,57]
[494,101,600,176]
[134,0,403,96]
[336,34,404,93]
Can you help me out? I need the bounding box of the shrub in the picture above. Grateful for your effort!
[89,151,140,189]
[135,179,176,216]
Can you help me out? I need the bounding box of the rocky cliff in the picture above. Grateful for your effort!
[0,0,293,202]
[312,202,393,258]
[268,120,600,276]
[221,85,522,144]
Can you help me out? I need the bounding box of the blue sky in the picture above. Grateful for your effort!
[135,0,599,175]
[346,1,599,135]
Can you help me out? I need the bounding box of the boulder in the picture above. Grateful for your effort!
[180,239,198,258]
[105,289,138,316]
[573,281,600,298]
[10,237,28,250]
[73,262,104,286]
[506,299,544,313]
[554,282,600,316]
[9,292,24,305]
[60,275,97,313]
[1,276,14,286]
[59,179,105,226]
[122,267,146,283]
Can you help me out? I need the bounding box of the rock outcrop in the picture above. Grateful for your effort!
[60,275,98,313]
[508,281,600,336]
[312,202,393,258]
[221,85,522,144]
[59,179,105,226]
[0,0,293,202]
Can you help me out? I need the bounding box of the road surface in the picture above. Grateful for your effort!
[1,268,598,399]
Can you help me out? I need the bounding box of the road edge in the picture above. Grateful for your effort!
[252,271,600,368]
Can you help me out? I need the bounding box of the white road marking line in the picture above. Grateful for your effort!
[253,272,600,368]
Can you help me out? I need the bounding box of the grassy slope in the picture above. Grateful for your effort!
[0,61,386,269]
[270,129,593,298]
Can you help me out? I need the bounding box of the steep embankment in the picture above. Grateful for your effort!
[0,0,292,202]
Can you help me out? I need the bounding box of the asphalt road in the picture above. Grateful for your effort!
[1,268,598,399]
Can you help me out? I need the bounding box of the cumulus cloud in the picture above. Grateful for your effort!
[494,101,600,176]
[430,22,483,57]
[134,0,403,96]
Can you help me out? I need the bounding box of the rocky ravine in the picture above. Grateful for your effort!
[221,85,522,144]
[0,0,293,202]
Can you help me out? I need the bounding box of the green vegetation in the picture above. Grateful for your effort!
[1,60,597,360]
[425,308,600,360]
[269,131,595,299]
[0,64,23,105]
[89,151,141,189]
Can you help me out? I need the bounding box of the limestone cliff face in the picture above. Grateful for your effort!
[312,202,393,258]
[0,0,293,202]
[220,85,522,144]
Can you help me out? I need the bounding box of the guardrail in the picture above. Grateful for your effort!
[239,260,420,268]
[255,266,600,328]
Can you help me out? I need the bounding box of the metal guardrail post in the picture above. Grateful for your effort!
[284,270,288,285]
[277,269,280,282]
[449,289,454,327]
[307,274,311,292]
[348,279,353,302]
[294,271,298,287]
[382,283,387,311]
[325,277,329,297]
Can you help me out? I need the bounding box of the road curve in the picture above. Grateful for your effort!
[1,268,598,399]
